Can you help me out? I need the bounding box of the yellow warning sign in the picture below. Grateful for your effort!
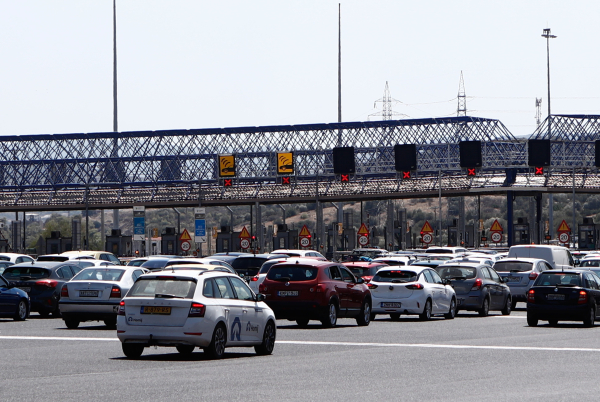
[421,221,433,233]
[357,223,369,235]
[299,225,311,237]
[557,220,570,232]
[490,219,503,232]
[219,155,236,177]
[179,229,192,241]
[277,152,294,174]
[239,226,251,238]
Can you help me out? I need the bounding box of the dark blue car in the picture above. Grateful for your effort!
[0,274,29,320]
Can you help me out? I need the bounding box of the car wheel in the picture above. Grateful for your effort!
[14,300,28,321]
[321,301,338,328]
[478,297,490,317]
[501,297,512,316]
[527,314,538,327]
[389,313,401,321]
[176,345,195,355]
[444,298,457,320]
[64,319,80,329]
[419,299,432,321]
[296,318,309,327]
[104,318,117,329]
[583,307,595,327]
[548,319,558,326]
[122,343,144,359]
[255,320,276,355]
[203,324,227,359]
[356,300,371,326]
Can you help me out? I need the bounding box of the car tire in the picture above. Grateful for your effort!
[583,306,595,327]
[176,345,195,355]
[444,298,457,320]
[104,318,117,329]
[527,314,538,327]
[64,319,80,329]
[548,319,558,326]
[203,323,227,359]
[255,320,276,356]
[122,343,144,359]
[14,300,28,321]
[296,318,309,327]
[478,297,490,317]
[501,297,512,316]
[320,301,338,328]
[390,313,401,321]
[356,300,371,326]
[419,299,432,321]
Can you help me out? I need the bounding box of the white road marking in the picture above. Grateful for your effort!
[1,335,599,352]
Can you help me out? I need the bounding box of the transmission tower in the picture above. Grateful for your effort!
[535,98,542,127]
[457,71,467,116]
[369,81,405,120]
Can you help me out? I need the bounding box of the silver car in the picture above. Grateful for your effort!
[493,258,553,309]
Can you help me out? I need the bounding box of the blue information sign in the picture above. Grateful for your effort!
[194,207,206,243]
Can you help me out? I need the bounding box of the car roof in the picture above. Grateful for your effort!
[343,261,388,267]
[140,270,238,280]
[495,257,546,263]
[377,265,429,273]
[8,261,71,268]
[438,262,488,268]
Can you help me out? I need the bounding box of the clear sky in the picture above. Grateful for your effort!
[0,0,597,138]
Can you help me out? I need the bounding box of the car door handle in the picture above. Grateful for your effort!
[243,309,248,314]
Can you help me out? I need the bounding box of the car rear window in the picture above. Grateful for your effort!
[373,270,417,283]
[535,272,581,287]
[581,260,600,268]
[266,265,319,281]
[128,277,197,298]
[37,256,69,262]
[73,268,125,281]
[436,266,477,279]
[259,260,286,274]
[375,260,406,266]
[349,266,384,277]
[232,258,269,270]
[3,267,51,279]
[492,261,534,273]
[140,260,168,269]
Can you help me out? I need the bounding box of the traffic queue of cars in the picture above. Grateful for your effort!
[6,245,600,361]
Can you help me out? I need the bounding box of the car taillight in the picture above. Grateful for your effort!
[117,300,125,316]
[578,290,588,305]
[315,284,326,293]
[36,279,58,288]
[110,286,121,298]
[367,283,378,289]
[406,283,423,290]
[259,283,267,292]
[529,272,539,281]
[251,276,259,282]
[471,278,482,291]
[61,286,69,297]
[527,289,535,303]
[188,302,206,317]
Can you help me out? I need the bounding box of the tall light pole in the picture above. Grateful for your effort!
[541,28,556,136]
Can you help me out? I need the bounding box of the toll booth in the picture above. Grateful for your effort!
[161,227,179,255]
[216,226,243,254]
[105,229,133,257]
[464,225,475,248]
[46,231,73,254]
[342,228,356,250]
[513,217,530,245]
[448,225,458,247]
[273,224,298,250]
[0,239,8,253]
[578,218,600,250]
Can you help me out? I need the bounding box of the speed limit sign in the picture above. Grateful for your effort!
[300,237,311,247]
[358,235,369,246]
[491,232,502,243]
[422,233,433,244]
[240,238,250,249]
[559,232,570,244]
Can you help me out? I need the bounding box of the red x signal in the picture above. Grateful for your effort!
[282,176,291,185]
[223,179,233,187]
[535,166,544,175]
[402,171,411,179]
[340,174,349,182]
[467,168,476,176]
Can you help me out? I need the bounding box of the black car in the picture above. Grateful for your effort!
[526,269,600,327]
[0,274,29,320]
[3,262,83,317]
[211,254,288,280]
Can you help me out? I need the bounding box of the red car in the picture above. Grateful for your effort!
[342,261,389,283]
[259,260,371,328]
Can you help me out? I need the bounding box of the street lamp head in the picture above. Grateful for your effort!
[542,28,557,39]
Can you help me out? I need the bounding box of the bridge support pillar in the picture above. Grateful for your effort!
[507,191,514,247]
[535,193,543,244]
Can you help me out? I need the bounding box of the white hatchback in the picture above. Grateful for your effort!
[117,271,276,359]
[369,265,457,321]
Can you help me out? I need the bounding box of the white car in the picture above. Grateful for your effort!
[372,256,415,266]
[0,253,35,264]
[369,265,457,321]
[59,266,148,329]
[271,249,327,259]
[116,270,276,359]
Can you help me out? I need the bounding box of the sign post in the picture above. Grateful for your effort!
[133,206,145,241]
[239,226,251,250]
[194,207,206,255]
[299,225,312,248]
[357,223,370,247]
[490,220,503,245]
[179,229,192,254]
[557,220,571,246]
[420,221,433,248]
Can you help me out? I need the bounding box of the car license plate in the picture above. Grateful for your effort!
[277,291,299,297]
[547,294,565,301]
[140,306,172,314]
[507,276,521,282]
[381,302,401,308]
[79,290,99,297]
[18,287,31,293]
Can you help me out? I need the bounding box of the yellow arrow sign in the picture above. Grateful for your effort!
[239,226,251,238]
[557,220,570,232]
[490,219,503,232]
[357,223,369,235]
[299,225,311,237]
[179,229,192,241]
[421,221,433,233]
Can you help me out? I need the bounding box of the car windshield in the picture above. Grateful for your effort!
[373,270,417,283]
[492,261,533,272]
[266,265,319,281]
[128,277,197,298]
[232,258,269,270]
[3,267,51,279]
[73,268,125,281]
[535,273,581,287]
[436,266,477,279]
[580,260,600,268]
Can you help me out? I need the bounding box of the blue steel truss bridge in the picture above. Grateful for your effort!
[1,114,600,212]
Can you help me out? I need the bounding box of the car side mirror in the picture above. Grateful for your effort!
[356,277,365,284]
[444,279,452,286]
[255,293,266,302]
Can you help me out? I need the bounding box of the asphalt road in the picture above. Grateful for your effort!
[1,306,599,401]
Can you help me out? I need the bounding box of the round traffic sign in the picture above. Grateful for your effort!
[300,237,311,247]
[491,232,502,243]
[358,235,369,246]
[422,233,433,244]
[180,240,191,251]
[559,232,570,244]
[240,238,250,249]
